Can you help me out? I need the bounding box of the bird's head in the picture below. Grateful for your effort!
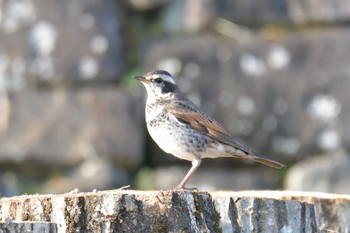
[134,70,179,102]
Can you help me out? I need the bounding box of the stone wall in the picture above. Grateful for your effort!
[0,0,349,195]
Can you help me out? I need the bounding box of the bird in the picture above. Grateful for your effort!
[134,70,285,189]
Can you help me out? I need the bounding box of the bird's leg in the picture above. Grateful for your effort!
[176,159,201,189]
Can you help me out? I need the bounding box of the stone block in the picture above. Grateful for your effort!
[0,87,144,168]
[287,0,350,23]
[161,0,350,32]
[285,151,350,194]
[0,0,124,89]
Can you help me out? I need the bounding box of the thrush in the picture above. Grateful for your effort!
[134,70,285,189]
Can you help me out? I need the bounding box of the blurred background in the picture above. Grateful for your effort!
[0,0,349,197]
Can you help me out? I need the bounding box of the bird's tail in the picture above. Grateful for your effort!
[250,153,285,169]
[226,143,285,169]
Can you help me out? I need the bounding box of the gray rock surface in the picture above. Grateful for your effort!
[161,0,350,32]
[0,87,144,167]
[0,0,124,87]
[287,0,350,23]
[285,150,350,194]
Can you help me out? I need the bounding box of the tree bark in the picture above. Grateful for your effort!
[1,190,345,232]
[214,190,350,233]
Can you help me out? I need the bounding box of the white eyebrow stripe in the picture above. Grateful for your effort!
[159,74,176,84]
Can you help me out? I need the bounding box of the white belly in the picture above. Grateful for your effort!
[147,123,198,161]
[145,102,232,161]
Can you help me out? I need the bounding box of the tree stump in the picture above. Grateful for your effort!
[1,190,347,232]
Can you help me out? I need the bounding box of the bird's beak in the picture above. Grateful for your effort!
[133,75,148,82]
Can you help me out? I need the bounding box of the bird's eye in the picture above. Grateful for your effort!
[154,78,162,83]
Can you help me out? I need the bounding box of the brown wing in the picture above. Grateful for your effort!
[168,100,253,153]
[169,100,285,169]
